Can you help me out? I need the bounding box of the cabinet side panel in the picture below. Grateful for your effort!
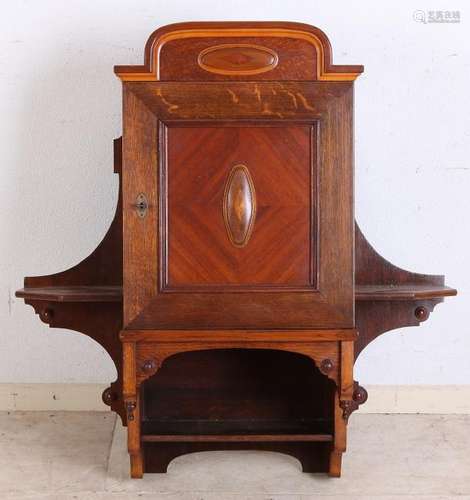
[319,85,354,322]
[122,88,159,325]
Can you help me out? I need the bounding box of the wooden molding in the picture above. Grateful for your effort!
[114,22,363,82]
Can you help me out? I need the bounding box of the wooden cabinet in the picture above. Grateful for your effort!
[17,21,456,479]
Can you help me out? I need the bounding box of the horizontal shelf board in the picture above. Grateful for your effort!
[16,283,456,303]
[15,286,122,302]
[355,284,457,301]
[141,433,332,442]
[141,418,333,437]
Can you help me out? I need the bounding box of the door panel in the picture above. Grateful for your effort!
[164,123,316,289]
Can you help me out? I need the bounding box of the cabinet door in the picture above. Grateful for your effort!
[122,81,354,329]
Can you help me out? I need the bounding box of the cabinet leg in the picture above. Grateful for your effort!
[328,449,343,477]
[126,393,143,478]
[329,391,346,477]
[130,451,144,478]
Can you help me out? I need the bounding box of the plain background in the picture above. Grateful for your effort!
[0,0,468,385]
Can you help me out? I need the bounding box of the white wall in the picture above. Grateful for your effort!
[0,0,468,385]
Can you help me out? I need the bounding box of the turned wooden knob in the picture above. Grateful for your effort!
[102,387,117,406]
[141,359,157,373]
[320,358,334,374]
[353,385,368,404]
[414,306,429,321]
[39,308,54,323]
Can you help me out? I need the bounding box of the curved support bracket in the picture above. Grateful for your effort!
[354,222,454,363]
[355,298,442,361]
[25,299,125,423]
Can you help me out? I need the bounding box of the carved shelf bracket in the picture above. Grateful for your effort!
[125,400,137,421]
[340,381,368,421]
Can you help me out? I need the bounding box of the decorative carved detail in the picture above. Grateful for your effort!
[355,299,442,361]
[340,381,368,421]
[126,400,137,421]
[102,386,117,406]
[414,306,429,321]
[320,358,334,375]
[339,399,354,421]
[223,164,257,248]
[198,44,279,76]
[141,359,158,373]
[39,307,54,324]
[141,359,161,378]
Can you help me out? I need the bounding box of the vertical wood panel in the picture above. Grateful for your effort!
[122,87,158,325]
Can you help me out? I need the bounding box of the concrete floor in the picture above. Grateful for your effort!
[0,412,469,499]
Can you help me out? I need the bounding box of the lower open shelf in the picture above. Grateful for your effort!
[142,434,332,442]
[141,418,333,443]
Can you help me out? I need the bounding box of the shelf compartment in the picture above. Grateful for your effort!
[142,433,332,442]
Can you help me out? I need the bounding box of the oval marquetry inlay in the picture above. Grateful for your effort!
[223,164,257,248]
[198,44,279,75]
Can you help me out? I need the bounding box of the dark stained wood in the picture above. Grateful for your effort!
[355,223,446,287]
[22,299,124,422]
[141,349,335,430]
[22,138,123,289]
[15,21,455,480]
[16,282,456,303]
[355,284,456,301]
[16,286,122,302]
[142,434,333,442]
[353,222,456,360]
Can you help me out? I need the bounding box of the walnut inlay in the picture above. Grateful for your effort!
[198,44,279,75]
[223,164,257,248]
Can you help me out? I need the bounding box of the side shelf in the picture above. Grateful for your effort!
[354,224,456,359]
[15,138,125,422]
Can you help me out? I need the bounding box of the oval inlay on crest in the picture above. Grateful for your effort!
[223,164,257,248]
[198,44,279,76]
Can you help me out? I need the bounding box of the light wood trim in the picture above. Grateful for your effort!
[115,28,362,82]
